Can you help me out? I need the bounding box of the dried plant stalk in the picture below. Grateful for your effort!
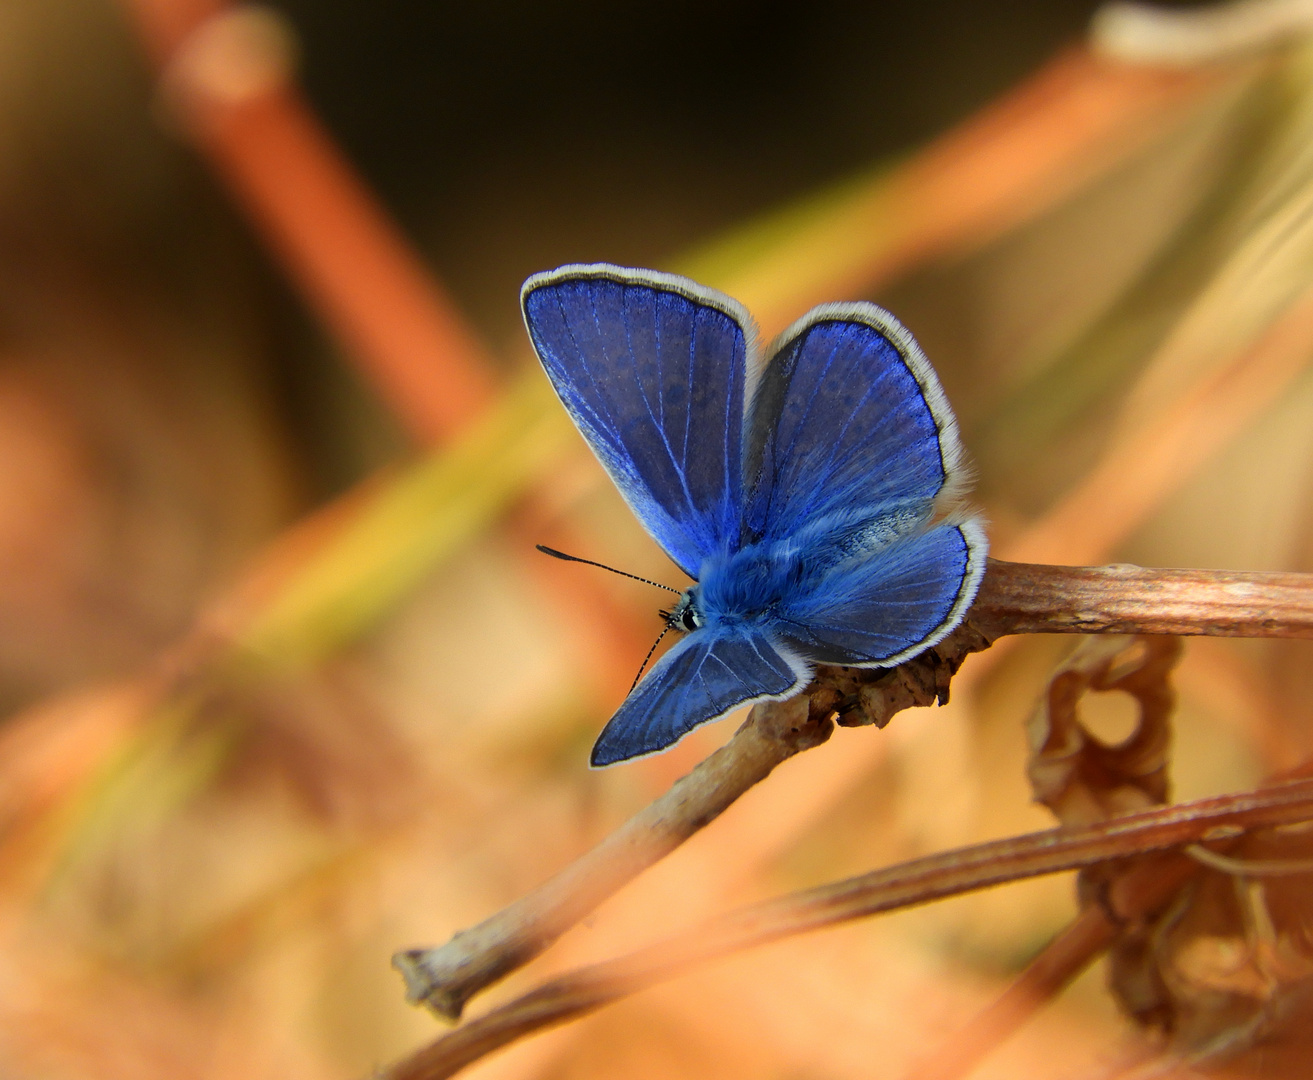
[902,849,1207,1080]
[392,694,829,1020]
[393,622,991,1019]
[384,780,1313,1080]
[973,561,1313,638]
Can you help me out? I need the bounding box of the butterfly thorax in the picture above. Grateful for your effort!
[674,503,937,636]
[674,537,826,634]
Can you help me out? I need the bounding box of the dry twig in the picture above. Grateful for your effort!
[393,620,995,1019]
[973,560,1313,638]
[900,850,1206,1080]
[385,779,1313,1080]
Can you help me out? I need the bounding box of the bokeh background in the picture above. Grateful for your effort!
[2,1,1312,1077]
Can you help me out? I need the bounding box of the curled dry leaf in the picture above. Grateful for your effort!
[1025,635,1186,1043]
[1026,634,1182,825]
[1026,635,1313,1075]
[1108,822,1313,1077]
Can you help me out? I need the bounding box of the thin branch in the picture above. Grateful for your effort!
[901,849,1204,1080]
[905,908,1122,1080]
[971,560,1313,638]
[382,779,1313,1080]
[393,560,1313,1021]
[392,622,990,1019]
[391,692,832,1019]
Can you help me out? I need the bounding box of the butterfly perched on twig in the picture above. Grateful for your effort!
[522,264,987,766]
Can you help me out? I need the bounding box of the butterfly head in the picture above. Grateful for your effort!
[663,589,704,634]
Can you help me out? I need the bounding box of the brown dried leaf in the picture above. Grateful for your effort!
[1017,628,1313,1077]
[1026,635,1183,826]
[1107,824,1313,1077]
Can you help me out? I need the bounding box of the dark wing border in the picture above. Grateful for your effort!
[523,264,758,346]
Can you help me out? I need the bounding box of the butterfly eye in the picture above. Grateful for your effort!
[680,607,701,632]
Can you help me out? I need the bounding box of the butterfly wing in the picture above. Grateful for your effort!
[590,626,807,766]
[523,264,755,578]
[774,520,986,667]
[745,304,987,666]
[745,303,971,543]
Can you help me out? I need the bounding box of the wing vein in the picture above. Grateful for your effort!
[597,287,699,527]
[551,290,622,441]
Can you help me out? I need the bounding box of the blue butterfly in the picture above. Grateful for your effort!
[522,264,987,767]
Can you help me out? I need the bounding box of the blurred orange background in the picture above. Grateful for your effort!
[2,1,1313,1078]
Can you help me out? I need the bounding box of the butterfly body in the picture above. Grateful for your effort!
[522,264,986,766]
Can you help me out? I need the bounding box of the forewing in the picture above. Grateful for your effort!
[523,264,755,577]
[744,303,968,545]
[774,520,987,667]
[590,626,805,766]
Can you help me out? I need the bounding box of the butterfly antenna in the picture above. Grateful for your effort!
[631,626,671,692]
[535,544,680,594]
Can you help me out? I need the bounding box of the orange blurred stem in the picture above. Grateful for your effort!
[116,0,498,444]
[118,0,224,61]
[182,84,499,442]
[902,849,1203,1080]
[113,1,658,706]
